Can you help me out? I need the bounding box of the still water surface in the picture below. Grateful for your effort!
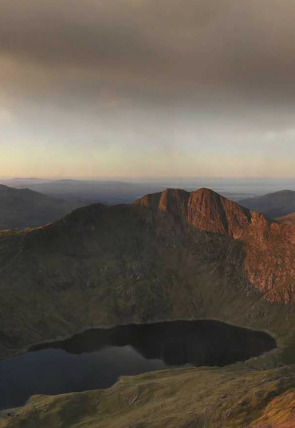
[0,320,276,410]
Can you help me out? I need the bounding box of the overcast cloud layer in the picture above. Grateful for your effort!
[1,0,295,178]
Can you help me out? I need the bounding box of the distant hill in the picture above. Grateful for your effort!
[10,179,165,205]
[0,178,55,187]
[0,185,82,229]
[277,211,295,225]
[0,178,257,205]
[239,190,295,218]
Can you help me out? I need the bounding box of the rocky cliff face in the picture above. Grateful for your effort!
[136,188,295,303]
[135,188,253,237]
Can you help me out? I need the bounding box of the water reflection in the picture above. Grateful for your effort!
[32,320,276,366]
[0,320,275,410]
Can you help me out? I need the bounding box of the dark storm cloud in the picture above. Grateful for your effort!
[0,1,158,66]
[1,0,295,99]
[2,0,295,156]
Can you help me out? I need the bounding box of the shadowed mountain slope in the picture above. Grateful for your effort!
[0,185,82,229]
[239,189,295,218]
[1,188,295,427]
[0,188,295,364]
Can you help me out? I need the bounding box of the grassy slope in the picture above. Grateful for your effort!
[1,364,295,428]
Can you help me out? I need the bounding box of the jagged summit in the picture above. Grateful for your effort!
[43,186,292,303]
[135,187,267,238]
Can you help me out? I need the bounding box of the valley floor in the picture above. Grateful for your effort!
[1,362,295,428]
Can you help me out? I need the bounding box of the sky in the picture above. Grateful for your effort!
[1,0,295,179]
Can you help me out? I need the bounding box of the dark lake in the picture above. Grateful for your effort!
[0,320,276,410]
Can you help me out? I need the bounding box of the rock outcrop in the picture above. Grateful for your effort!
[136,188,295,302]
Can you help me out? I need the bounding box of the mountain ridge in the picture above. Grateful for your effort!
[0,184,83,230]
[21,186,295,303]
[135,188,295,302]
[135,188,258,237]
[239,189,295,218]
[0,187,295,365]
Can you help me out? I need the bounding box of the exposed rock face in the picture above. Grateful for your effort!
[136,188,295,302]
[135,188,253,237]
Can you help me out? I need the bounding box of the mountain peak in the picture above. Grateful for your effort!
[135,187,258,238]
[189,187,254,237]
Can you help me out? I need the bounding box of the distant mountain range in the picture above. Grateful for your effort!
[0,180,258,231]
[0,185,82,229]
[0,178,258,205]
[3,178,295,231]
[239,190,295,218]
[18,179,166,204]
